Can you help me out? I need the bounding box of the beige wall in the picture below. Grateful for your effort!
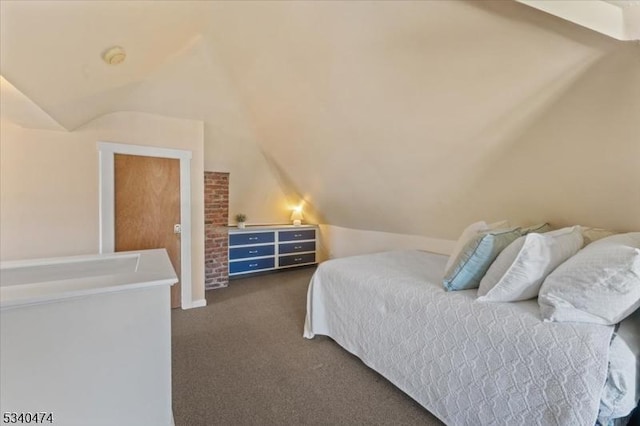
[202,107,294,227]
[0,111,206,303]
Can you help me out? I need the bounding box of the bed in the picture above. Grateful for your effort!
[303,250,639,426]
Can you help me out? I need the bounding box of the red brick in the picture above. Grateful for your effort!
[204,171,230,289]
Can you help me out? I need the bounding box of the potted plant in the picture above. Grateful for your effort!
[235,213,247,229]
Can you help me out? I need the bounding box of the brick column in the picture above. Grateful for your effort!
[204,172,229,289]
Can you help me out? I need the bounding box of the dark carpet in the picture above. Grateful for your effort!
[171,267,443,426]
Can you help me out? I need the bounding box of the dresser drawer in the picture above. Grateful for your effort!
[229,257,275,275]
[229,232,275,246]
[230,245,275,260]
[279,229,316,242]
[279,241,315,254]
[279,253,315,267]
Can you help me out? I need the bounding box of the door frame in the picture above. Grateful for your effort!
[97,141,193,309]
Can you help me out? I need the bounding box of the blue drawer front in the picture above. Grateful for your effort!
[279,253,316,267]
[229,257,275,274]
[279,229,315,242]
[229,232,275,246]
[230,245,275,260]
[279,241,315,254]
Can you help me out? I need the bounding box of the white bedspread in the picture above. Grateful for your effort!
[303,250,614,426]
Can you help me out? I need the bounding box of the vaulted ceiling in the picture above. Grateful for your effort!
[2,1,639,236]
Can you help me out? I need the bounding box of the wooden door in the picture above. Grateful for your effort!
[114,154,181,308]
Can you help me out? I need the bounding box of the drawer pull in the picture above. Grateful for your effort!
[294,246,302,249]
[294,257,302,261]
[249,237,258,241]
[249,250,258,254]
[249,263,258,267]
[294,234,302,237]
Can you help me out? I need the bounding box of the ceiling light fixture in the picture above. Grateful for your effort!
[102,46,126,65]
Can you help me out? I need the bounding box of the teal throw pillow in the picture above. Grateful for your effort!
[443,228,522,291]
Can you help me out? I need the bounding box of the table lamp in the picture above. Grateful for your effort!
[290,207,303,226]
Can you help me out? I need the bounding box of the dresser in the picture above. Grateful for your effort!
[228,225,318,277]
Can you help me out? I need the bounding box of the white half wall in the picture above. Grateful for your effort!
[318,224,455,262]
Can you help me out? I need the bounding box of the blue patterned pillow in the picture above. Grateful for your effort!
[443,228,522,291]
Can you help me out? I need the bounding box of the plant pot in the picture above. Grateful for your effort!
[238,222,246,229]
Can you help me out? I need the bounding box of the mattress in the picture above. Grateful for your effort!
[304,250,621,426]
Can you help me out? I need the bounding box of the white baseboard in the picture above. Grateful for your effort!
[187,298,207,309]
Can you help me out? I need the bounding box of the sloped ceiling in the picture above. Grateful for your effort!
[2,0,639,237]
[0,0,211,129]
[201,1,639,235]
[0,76,65,130]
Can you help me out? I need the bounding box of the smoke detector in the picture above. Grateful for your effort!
[102,46,126,65]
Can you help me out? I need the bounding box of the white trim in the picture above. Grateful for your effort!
[97,141,194,309]
[190,299,207,308]
[516,0,640,40]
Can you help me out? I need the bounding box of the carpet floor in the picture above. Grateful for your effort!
[171,267,444,426]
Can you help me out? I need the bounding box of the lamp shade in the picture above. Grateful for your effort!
[290,208,303,225]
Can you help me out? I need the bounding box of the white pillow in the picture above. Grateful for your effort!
[445,220,508,273]
[539,232,640,325]
[477,226,583,302]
